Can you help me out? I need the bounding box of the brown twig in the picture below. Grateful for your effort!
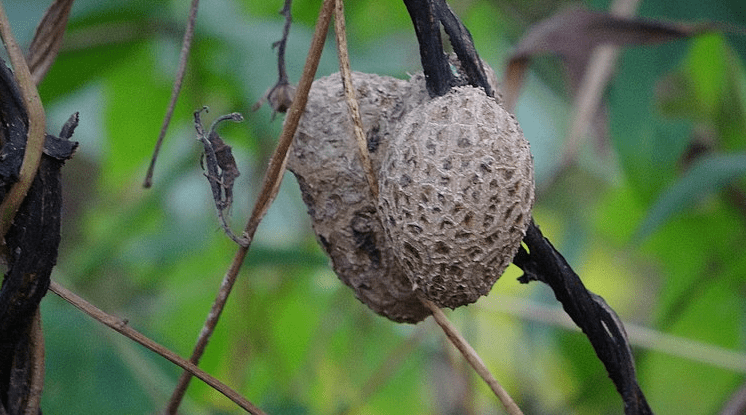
[333,0,378,199]
[24,309,45,415]
[48,280,267,415]
[164,1,335,412]
[243,0,333,236]
[721,381,746,415]
[0,2,47,239]
[143,0,200,188]
[275,0,293,86]
[252,0,296,118]
[419,296,524,415]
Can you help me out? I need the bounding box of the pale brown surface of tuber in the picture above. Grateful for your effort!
[378,86,535,309]
[287,72,430,323]
[289,67,532,321]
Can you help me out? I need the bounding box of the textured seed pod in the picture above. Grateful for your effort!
[378,86,535,309]
[287,72,431,323]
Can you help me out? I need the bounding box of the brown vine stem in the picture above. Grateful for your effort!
[333,0,378,199]
[143,0,200,188]
[164,0,335,412]
[48,280,267,415]
[419,296,524,415]
[721,381,746,415]
[23,309,45,415]
[0,2,47,239]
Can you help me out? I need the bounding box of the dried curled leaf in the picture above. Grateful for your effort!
[252,81,296,119]
[193,108,247,246]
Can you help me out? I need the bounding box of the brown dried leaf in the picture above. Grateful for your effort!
[503,6,713,110]
[251,81,296,120]
[27,0,75,85]
[193,108,247,246]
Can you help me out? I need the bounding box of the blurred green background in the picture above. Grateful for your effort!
[3,0,744,413]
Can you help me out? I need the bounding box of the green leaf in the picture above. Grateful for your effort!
[635,153,746,241]
[685,34,727,117]
[657,33,746,152]
[610,43,692,202]
[639,281,743,415]
[102,42,172,188]
[41,296,158,415]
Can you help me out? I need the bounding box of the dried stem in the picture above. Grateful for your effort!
[276,0,293,85]
[0,2,47,239]
[24,309,45,415]
[721,381,746,415]
[333,0,378,199]
[419,296,524,415]
[144,0,200,188]
[243,0,333,237]
[252,0,295,117]
[48,280,267,415]
[164,1,335,412]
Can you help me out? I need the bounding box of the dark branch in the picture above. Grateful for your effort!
[402,2,653,412]
[513,221,653,415]
[0,57,77,414]
[403,0,494,98]
[403,0,456,97]
[434,0,493,97]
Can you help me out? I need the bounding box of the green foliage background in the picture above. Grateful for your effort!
[4,0,745,413]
